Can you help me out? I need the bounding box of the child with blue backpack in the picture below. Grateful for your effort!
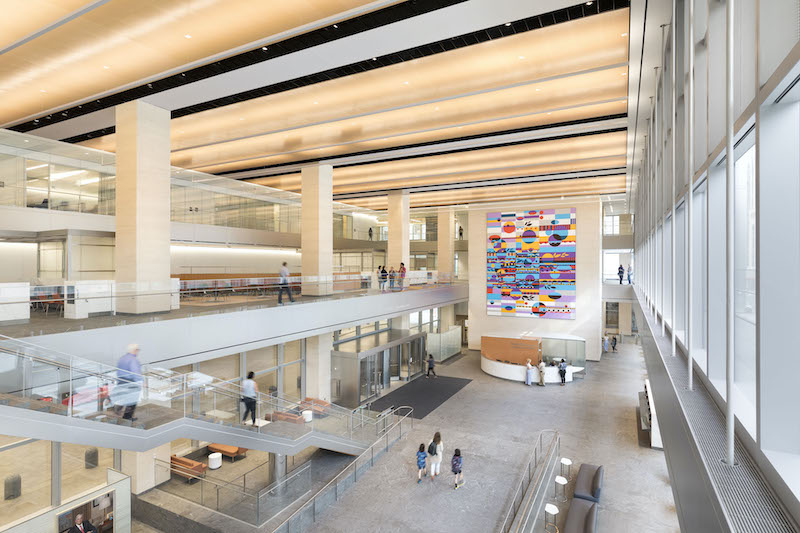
[451,449,464,490]
[416,443,427,483]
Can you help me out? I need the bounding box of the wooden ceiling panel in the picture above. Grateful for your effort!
[343,175,627,210]
[0,0,379,124]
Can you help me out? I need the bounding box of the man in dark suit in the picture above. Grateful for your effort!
[69,513,98,533]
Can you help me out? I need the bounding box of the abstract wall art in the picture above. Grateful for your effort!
[486,208,576,319]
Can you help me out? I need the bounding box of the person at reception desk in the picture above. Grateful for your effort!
[538,360,546,387]
[558,359,568,386]
[524,359,534,386]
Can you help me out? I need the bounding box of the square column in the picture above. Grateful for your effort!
[305,333,332,401]
[440,304,456,330]
[115,101,171,314]
[301,165,333,296]
[387,190,409,271]
[437,207,455,281]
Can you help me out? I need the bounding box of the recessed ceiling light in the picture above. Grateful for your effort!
[184,34,192,39]
[313,101,319,105]
[262,46,268,51]
[40,89,47,93]
[434,106,439,111]
[403,81,409,85]
[621,72,627,76]
[372,57,377,61]
[103,65,110,69]
[586,1,593,5]
[239,117,245,120]
[535,88,541,91]
[504,22,511,26]
[24,140,29,143]
[547,112,552,115]
[518,55,525,59]
[333,24,338,29]
[621,32,628,37]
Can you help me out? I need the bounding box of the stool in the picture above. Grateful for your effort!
[544,503,559,532]
[302,409,313,423]
[560,457,572,479]
[208,452,222,470]
[554,475,568,503]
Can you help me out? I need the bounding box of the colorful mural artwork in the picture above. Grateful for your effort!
[486,208,576,319]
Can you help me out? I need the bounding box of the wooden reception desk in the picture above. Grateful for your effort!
[481,335,542,365]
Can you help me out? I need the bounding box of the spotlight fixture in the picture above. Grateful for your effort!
[333,24,338,29]
[262,46,268,51]
[504,22,511,26]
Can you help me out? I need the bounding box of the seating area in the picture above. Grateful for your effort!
[170,455,208,482]
[547,462,604,533]
[207,443,248,462]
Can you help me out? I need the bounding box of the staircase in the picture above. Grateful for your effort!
[0,335,387,456]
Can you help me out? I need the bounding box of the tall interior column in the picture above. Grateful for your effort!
[305,333,332,401]
[437,207,455,280]
[388,190,410,329]
[115,100,171,314]
[301,164,333,296]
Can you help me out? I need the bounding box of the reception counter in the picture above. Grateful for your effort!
[481,355,584,383]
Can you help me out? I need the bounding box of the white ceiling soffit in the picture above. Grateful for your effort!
[222,116,628,180]
[23,0,579,141]
[626,0,672,213]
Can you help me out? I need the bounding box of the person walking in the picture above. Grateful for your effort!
[398,262,407,290]
[603,335,610,353]
[114,344,143,421]
[558,358,568,386]
[538,359,546,386]
[241,371,258,425]
[388,266,397,291]
[451,449,464,490]
[416,443,427,484]
[278,262,294,304]
[611,336,618,352]
[426,354,437,378]
[627,264,633,284]
[458,226,464,240]
[618,264,625,284]
[368,227,373,241]
[524,358,534,386]
[428,432,444,482]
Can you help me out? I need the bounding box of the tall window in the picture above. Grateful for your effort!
[604,215,620,235]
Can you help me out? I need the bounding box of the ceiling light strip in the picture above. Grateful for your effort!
[172,63,629,154]
[223,115,628,180]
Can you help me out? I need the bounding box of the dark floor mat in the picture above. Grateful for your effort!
[369,376,471,419]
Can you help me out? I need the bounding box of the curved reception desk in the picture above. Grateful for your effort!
[480,332,586,384]
[480,355,584,383]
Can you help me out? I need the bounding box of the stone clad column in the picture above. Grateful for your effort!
[115,101,171,314]
[301,165,333,296]
[387,190,409,272]
[437,207,455,281]
[305,333,332,401]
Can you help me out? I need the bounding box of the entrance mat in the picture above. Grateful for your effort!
[369,376,472,419]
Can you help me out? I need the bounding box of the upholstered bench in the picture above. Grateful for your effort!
[573,464,604,503]
[170,455,207,482]
[271,411,305,424]
[208,443,248,461]
[563,497,598,533]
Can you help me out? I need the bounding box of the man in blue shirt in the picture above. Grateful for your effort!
[114,344,143,420]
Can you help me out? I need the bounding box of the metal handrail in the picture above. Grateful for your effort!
[153,458,255,498]
[498,429,560,533]
[259,462,312,497]
[271,405,415,531]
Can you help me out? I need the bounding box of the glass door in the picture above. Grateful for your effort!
[408,338,425,379]
[359,353,381,404]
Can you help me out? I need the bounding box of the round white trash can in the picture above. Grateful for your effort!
[302,409,313,423]
[208,452,222,470]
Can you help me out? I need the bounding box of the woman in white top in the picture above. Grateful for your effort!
[525,359,534,386]
[429,431,444,481]
[241,372,259,424]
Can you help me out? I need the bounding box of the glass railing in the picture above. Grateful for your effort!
[0,334,379,446]
[0,273,459,337]
[153,458,312,526]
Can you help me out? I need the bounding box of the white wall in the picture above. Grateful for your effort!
[170,244,301,275]
[0,243,37,282]
[467,198,603,360]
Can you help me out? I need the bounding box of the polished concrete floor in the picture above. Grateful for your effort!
[307,346,679,533]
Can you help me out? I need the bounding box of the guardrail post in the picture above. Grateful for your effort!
[371,445,375,467]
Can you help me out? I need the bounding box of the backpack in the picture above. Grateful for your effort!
[451,455,462,472]
[428,441,437,456]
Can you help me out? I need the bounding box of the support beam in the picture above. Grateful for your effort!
[114,101,171,314]
[305,333,332,402]
[387,190,410,271]
[724,0,736,466]
[670,10,677,357]
[301,165,334,296]
[437,207,455,281]
[686,0,695,390]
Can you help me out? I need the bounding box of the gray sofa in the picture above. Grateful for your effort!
[563,497,598,533]
[573,463,604,503]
